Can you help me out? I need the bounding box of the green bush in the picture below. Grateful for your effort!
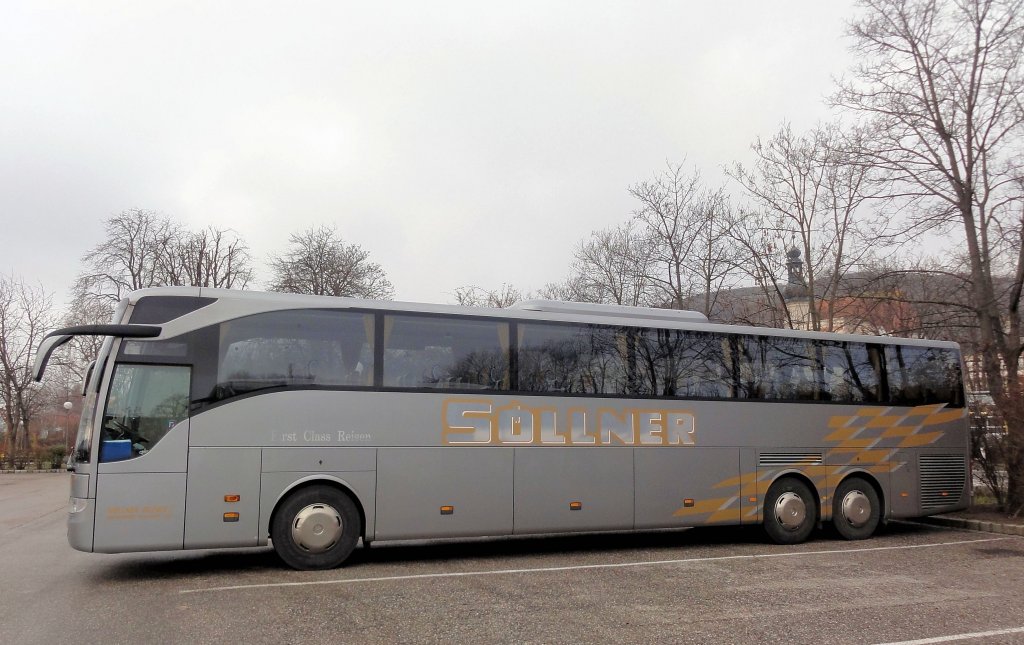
[48,446,67,467]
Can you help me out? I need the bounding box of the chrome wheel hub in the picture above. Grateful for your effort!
[774,491,807,530]
[291,503,343,553]
[840,490,871,528]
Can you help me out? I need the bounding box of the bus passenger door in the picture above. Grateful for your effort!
[93,364,192,552]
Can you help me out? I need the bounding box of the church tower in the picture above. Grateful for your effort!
[784,246,808,299]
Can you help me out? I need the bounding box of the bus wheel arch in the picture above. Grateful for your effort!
[270,476,367,540]
[269,479,365,570]
[763,474,818,545]
[831,474,882,540]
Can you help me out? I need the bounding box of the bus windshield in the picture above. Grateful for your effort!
[70,337,112,467]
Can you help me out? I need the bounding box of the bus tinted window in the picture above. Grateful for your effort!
[518,323,632,395]
[185,307,964,409]
[737,335,820,401]
[383,315,510,390]
[633,329,733,398]
[215,310,374,400]
[820,341,881,403]
[129,296,216,323]
[885,346,963,407]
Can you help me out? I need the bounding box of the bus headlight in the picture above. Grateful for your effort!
[69,497,89,514]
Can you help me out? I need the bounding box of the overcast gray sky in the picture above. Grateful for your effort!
[1,1,858,307]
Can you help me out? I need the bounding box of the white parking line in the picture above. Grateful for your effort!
[179,535,1011,594]
[873,626,1024,644]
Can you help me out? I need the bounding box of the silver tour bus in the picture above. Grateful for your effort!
[34,287,970,570]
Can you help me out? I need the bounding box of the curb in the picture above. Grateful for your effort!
[0,469,65,475]
[915,515,1024,537]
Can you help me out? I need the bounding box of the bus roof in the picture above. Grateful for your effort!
[122,286,961,350]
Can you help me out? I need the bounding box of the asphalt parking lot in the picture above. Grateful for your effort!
[3,473,1024,644]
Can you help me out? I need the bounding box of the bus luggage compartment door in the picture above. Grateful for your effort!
[634,447,740,529]
[513,447,633,534]
[184,447,262,548]
[375,447,513,540]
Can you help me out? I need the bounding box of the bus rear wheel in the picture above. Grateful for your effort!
[271,485,361,570]
[763,477,816,545]
[831,477,880,540]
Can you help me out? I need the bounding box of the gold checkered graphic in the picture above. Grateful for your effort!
[672,404,966,523]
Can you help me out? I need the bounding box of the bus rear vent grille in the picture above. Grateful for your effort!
[920,454,967,511]
[758,452,823,467]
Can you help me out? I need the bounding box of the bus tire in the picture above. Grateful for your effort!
[831,476,880,540]
[271,485,361,570]
[763,477,816,545]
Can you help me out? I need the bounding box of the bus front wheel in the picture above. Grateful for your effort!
[271,485,361,570]
[831,477,880,540]
[763,477,816,545]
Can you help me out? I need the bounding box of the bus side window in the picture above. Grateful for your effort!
[213,310,375,401]
[735,335,760,399]
[100,364,190,462]
[518,323,634,396]
[383,315,510,391]
[886,346,963,407]
[519,323,587,393]
[820,341,881,404]
[632,329,732,400]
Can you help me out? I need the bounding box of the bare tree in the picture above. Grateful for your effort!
[836,0,1024,512]
[544,163,741,318]
[531,276,594,303]
[73,209,253,309]
[720,208,796,328]
[74,210,256,309]
[626,162,741,311]
[853,255,981,340]
[686,189,744,318]
[268,225,394,299]
[176,226,255,289]
[452,284,523,308]
[57,293,115,383]
[0,275,56,455]
[75,209,183,305]
[728,122,877,331]
[570,221,658,306]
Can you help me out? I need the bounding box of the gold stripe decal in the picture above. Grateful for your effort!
[672,404,964,522]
